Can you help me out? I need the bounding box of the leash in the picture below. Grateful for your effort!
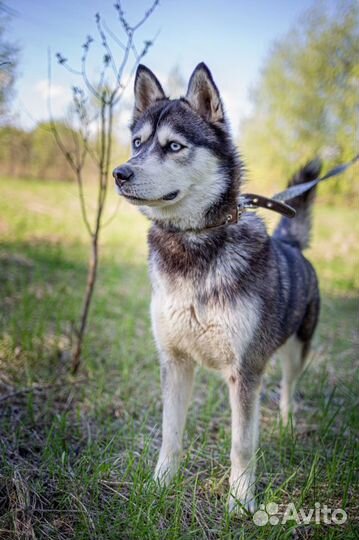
[220,154,359,226]
[271,153,359,206]
[163,154,358,233]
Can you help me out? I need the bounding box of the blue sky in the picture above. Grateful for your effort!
[8,0,336,137]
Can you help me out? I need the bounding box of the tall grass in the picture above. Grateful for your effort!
[0,177,358,539]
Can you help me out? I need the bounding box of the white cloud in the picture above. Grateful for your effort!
[34,79,72,117]
[12,79,73,129]
[35,79,68,99]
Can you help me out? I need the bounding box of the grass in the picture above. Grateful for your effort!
[0,176,358,539]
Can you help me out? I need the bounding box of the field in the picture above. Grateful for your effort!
[0,177,358,539]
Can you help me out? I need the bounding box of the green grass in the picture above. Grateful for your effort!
[0,176,358,539]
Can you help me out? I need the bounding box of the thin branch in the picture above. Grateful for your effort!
[102,20,126,51]
[115,29,133,86]
[113,0,158,86]
[95,12,118,78]
[67,114,81,165]
[103,19,141,63]
[48,50,93,237]
[113,31,159,106]
[100,198,121,228]
[55,53,82,76]
[98,101,114,225]
[132,0,160,32]
[81,43,102,101]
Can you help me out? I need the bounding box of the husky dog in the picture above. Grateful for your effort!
[113,63,320,512]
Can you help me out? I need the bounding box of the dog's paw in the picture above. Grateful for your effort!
[153,455,179,487]
[280,409,296,429]
[228,493,256,515]
[228,472,256,516]
[280,399,298,428]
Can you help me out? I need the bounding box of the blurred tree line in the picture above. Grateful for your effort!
[241,0,358,201]
[0,123,81,180]
[0,122,129,180]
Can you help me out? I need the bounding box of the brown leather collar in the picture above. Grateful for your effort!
[160,193,296,234]
[202,193,296,231]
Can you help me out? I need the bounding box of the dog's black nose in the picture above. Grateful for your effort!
[113,165,134,186]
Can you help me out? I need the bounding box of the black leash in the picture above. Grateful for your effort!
[237,154,359,220]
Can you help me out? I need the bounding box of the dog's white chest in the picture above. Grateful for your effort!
[151,273,258,370]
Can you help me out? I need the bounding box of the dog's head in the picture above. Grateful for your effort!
[113,63,241,229]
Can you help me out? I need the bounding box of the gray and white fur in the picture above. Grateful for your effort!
[113,63,321,513]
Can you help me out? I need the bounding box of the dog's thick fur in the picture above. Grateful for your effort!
[113,63,321,512]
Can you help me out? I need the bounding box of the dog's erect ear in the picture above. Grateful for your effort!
[133,65,166,121]
[185,63,224,123]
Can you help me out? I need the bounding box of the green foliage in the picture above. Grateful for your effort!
[0,125,32,176]
[0,122,87,180]
[0,2,20,118]
[241,1,359,200]
[31,122,81,181]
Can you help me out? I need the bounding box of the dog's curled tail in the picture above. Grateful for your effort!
[273,158,322,250]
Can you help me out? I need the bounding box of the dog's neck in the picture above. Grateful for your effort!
[144,170,242,234]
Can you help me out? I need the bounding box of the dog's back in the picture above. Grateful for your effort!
[272,159,322,357]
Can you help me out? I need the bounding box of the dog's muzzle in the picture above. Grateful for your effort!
[113,165,134,187]
[113,164,180,203]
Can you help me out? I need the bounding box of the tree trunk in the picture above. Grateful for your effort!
[71,237,99,374]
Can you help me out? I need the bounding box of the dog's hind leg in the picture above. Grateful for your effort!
[226,370,262,514]
[154,356,195,486]
[279,335,307,426]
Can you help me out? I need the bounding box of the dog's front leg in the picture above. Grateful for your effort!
[227,371,261,513]
[154,356,195,486]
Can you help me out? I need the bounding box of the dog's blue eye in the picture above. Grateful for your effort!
[169,141,183,152]
[133,138,141,148]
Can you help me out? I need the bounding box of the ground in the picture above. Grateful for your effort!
[0,177,358,539]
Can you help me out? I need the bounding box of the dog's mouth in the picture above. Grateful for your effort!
[120,190,180,203]
[161,190,180,201]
